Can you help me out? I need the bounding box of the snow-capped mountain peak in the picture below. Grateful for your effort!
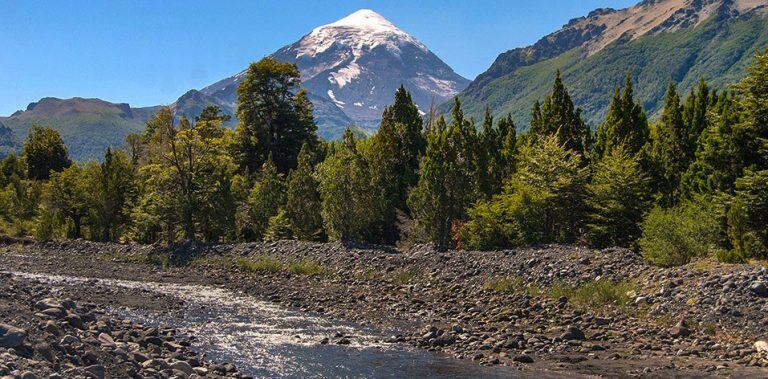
[198,9,469,138]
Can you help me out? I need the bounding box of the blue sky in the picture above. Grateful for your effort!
[0,0,637,116]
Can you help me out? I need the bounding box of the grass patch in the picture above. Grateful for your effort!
[354,268,378,281]
[236,256,284,273]
[548,278,636,310]
[392,268,421,285]
[288,259,328,276]
[485,276,541,296]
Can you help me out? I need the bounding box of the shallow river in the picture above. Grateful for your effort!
[8,271,545,378]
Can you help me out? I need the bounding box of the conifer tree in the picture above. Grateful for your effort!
[247,155,285,241]
[91,149,135,241]
[529,71,591,156]
[317,130,379,241]
[649,82,691,205]
[408,99,480,249]
[593,74,649,160]
[285,143,323,241]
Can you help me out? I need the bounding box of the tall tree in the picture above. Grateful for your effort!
[44,165,89,239]
[235,57,318,174]
[90,149,135,241]
[317,130,379,241]
[586,145,652,248]
[246,155,285,241]
[529,71,591,156]
[408,99,479,249]
[22,125,71,180]
[593,74,649,160]
[366,86,425,242]
[285,143,323,241]
[649,82,691,206]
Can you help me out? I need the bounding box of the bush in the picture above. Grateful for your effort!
[288,259,328,276]
[236,255,283,273]
[639,197,725,267]
[548,279,636,310]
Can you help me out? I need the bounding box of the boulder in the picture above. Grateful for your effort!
[0,324,27,348]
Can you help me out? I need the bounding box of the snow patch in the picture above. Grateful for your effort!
[354,102,363,107]
[329,62,361,88]
[327,90,345,107]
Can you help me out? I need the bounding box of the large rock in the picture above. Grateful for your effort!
[560,325,586,341]
[749,282,768,297]
[670,320,691,338]
[0,324,27,348]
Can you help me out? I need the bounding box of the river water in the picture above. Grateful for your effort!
[8,271,544,378]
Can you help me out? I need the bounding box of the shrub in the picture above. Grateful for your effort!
[236,255,283,273]
[548,279,636,310]
[263,210,293,242]
[639,196,725,267]
[288,259,328,276]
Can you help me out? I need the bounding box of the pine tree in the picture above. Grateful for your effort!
[593,74,649,160]
[733,50,768,171]
[728,170,768,259]
[22,125,71,180]
[408,99,480,249]
[285,143,324,241]
[586,145,652,248]
[366,86,425,242]
[529,71,591,156]
[649,82,691,206]
[264,209,293,242]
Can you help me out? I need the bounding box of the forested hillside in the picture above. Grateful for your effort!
[1,49,767,267]
[452,0,768,128]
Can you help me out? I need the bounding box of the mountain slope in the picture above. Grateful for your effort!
[196,9,469,138]
[0,121,17,159]
[453,0,768,128]
[0,98,160,161]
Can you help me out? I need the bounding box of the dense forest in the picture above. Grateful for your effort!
[1,52,767,267]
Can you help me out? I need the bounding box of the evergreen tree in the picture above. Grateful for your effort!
[733,50,768,171]
[366,86,426,242]
[649,82,691,206]
[246,155,285,241]
[235,57,318,174]
[22,125,71,180]
[529,71,591,155]
[264,209,293,242]
[727,170,768,259]
[586,145,652,248]
[285,143,324,241]
[408,100,480,249]
[317,130,379,241]
[593,74,649,160]
[682,79,713,149]
[195,105,230,140]
[458,135,588,249]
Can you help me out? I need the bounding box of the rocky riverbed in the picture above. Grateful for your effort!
[2,239,768,377]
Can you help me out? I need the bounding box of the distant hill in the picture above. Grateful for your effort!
[0,121,18,159]
[450,0,768,128]
[0,98,160,161]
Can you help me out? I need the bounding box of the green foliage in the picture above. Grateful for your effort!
[234,58,318,174]
[639,197,725,267]
[528,71,591,156]
[458,135,588,249]
[264,209,293,242]
[22,125,71,180]
[727,170,768,259]
[89,149,135,241]
[366,86,425,242]
[43,165,90,238]
[246,156,285,241]
[548,279,636,310]
[648,82,693,206]
[408,99,480,249]
[288,259,328,276]
[586,146,652,248]
[317,130,380,241]
[593,74,649,161]
[284,144,324,241]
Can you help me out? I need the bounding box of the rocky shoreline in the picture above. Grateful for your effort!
[0,271,244,378]
[2,239,768,377]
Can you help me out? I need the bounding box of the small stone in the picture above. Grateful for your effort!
[20,372,38,379]
[83,365,105,379]
[513,354,534,363]
[670,320,690,338]
[0,324,27,348]
[754,340,768,353]
[560,325,585,341]
[170,361,194,375]
[749,282,768,297]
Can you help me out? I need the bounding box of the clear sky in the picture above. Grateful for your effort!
[0,0,638,116]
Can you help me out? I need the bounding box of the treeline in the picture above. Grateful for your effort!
[1,53,767,266]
